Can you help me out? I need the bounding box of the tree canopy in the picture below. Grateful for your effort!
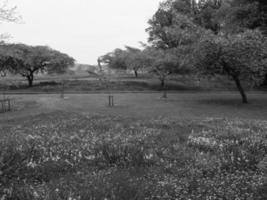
[99,47,150,77]
[97,0,267,103]
[145,0,267,103]
[0,43,75,86]
[194,30,267,103]
[99,48,128,71]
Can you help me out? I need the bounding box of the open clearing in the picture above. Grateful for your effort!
[1,91,267,122]
[1,92,267,199]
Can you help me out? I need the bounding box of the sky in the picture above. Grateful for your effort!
[1,0,162,64]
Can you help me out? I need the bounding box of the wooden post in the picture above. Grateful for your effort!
[108,95,114,107]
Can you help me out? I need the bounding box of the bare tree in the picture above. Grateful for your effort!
[0,0,21,41]
[0,0,20,22]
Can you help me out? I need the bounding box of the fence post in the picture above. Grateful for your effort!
[108,95,114,107]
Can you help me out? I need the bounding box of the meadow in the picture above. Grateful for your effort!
[0,73,256,94]
[0,91,267,199]
[0,0,267,198]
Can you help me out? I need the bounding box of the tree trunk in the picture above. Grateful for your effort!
[160,78,167,98]
[134,70,138,78]
[162,89,167,98]
[233,76,248,104]
[26,74,34,87]
[160,79,165,88]
[263,74,267,86]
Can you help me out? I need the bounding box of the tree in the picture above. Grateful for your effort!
[147,0,223,48]
[195,30,267,103]
[148,0,266,38]
[146,48,177,88]
[148,0,267,97]
[124,46,148,78]
[223,0,267,32]
[145,47,192,89]
[223,0,267,85]
[100,47,149,78]
[99,48,128,71]
[0,1,20,77]
[0,44,75,87]
[146,4,203,89]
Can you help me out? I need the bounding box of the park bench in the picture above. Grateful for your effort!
[0,98,13,113]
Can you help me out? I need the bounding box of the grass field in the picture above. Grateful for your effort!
[1,72,262,93]
[1,92,267,121]
[0,92,267,199]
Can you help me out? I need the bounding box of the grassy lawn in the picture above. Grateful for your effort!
[0,92,267,199]
[0,73,258,93]
[1,92,267,121]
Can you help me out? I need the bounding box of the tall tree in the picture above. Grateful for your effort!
[148,0,267,92]
[124,46,148,77]
[147,0,223,47]
[194,30,267,103]
[146,4,203,87]
[144,47,189,88]
[0,44,75,86]
[0,1,20,76]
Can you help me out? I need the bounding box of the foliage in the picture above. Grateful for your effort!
[145,1,208,88]
[221,0,267,33]
[99,48,128,71]
[147,0,267,91]
[0,111,266,199]
[99,46,150,78]
[144,47,191,88]
[147,0,222,45]
[152,0,267,34]
[145,6,202,88]
[147,4,203,49]
[0,43,75,86]
[194,29,267,103]
[123,46,149,77]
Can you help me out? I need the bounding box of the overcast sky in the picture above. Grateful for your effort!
[1,0,162,64]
